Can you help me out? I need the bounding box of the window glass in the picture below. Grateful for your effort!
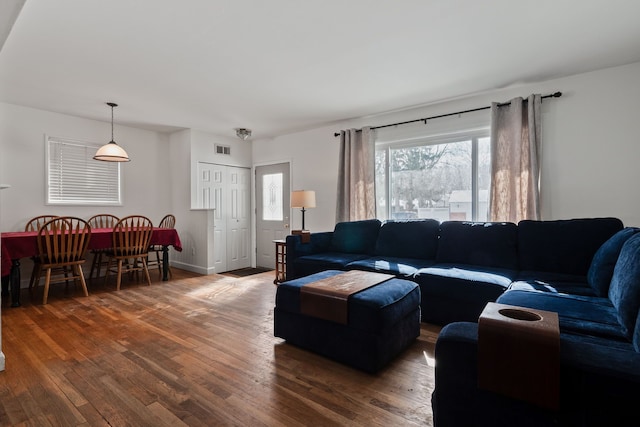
[376,131,490,221]
[262,173,283,221]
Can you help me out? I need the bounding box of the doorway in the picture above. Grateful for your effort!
[255,162,290,269]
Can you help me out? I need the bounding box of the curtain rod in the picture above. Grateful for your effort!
[333,91,562,137]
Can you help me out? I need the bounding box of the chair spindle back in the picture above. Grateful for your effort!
[26,215,58,232]
[112,215,153,258]
[37,217,92,264]
[88,214,119,229]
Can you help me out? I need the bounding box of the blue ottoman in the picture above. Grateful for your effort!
[274,270,421,373]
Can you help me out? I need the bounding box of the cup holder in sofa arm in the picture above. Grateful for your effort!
[498,308,542,322]
[478,302,560,409]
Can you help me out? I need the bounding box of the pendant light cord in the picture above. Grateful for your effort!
[107,102,118,143]
[111,104,114,142]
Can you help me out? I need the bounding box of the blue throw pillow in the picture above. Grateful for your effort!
[330,219,381,254]
[608,233,640,338]
[588,227,639,297]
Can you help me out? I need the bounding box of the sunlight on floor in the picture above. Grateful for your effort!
[424,350,435,367]
[184,273,273,301]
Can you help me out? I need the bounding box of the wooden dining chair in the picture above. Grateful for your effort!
[26,215,59,289]
[87,214,119,280]
[147,214,176,279]
[35,216,91,304]
[104,215,154,290]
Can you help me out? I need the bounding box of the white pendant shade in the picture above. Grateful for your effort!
[94,102,130,162]
[291,190,316,208]
[93,141,130,162]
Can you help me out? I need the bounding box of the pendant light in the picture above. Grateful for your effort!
[93,102,130,162]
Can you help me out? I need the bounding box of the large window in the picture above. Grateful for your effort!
[376,130,490,222]
[47,136,122,205]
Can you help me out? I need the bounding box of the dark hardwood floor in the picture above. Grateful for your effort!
[0,268,439,426]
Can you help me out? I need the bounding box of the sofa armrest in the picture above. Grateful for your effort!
[285,232,333,279]
[434,322,640,427]
[433,322,559,427]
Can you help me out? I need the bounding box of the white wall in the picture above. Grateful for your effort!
[253,61,640,230]
[189,129,252,209]
[0,102,172,230]
[252,124,341,232]
[168,128,253,274]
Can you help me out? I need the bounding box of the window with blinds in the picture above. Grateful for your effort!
[47,136,122,205]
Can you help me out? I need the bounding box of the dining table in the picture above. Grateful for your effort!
[1,227,182,307]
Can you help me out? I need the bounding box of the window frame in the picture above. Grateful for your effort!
[45,135,123,206]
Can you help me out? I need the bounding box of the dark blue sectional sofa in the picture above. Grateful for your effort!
[286,217,624,325]
[285,217,640,426]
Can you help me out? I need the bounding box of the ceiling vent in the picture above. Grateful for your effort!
[215,144,231,155]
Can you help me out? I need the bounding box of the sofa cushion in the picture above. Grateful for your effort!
[508,280,597,297]
[608,233,640,337]
[330,219,381,254]
[415,264,517,324]
[517,218,623,276]
[514,271,595,296]
[347,256,435,277]
[374,219,440,260]
[293,252,370,278]
[588,227,640,297]
[497,290,626,341]
[436,221,518,269]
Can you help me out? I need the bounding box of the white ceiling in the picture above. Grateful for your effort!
[1,0,640,139]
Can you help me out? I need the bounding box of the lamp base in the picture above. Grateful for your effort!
[291,229,311,243]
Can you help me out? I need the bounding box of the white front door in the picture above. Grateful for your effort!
[255,163,290,269]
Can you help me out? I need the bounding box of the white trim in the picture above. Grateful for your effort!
[170,261,216,275]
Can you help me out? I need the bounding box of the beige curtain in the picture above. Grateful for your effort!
[489,94,542,222]
[336,127,376,222]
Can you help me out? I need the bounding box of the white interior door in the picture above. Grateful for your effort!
[227,166,251,271]
[198,162,226,272]
[255,163,290,269]
[197,162,251,273]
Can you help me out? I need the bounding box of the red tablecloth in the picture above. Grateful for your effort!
[0,227,182,276]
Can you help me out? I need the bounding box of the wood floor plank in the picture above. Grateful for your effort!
[1,269,438,426]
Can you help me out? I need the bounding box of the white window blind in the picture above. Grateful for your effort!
[47,136,122,205]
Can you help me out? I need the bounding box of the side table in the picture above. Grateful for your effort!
[273,239,286,285]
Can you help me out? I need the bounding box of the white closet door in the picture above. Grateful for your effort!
[197,162,251,273]
[226,166,251,271]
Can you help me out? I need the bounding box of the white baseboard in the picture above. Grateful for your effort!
[170,261,216,275]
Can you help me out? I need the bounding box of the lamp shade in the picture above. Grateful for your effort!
[94,102,131,162]
[93,141,130,162]
[291,190,316,208]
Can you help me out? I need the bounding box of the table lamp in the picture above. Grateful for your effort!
[291,190,316,232]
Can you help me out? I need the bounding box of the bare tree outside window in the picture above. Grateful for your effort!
[376,134,490,221]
